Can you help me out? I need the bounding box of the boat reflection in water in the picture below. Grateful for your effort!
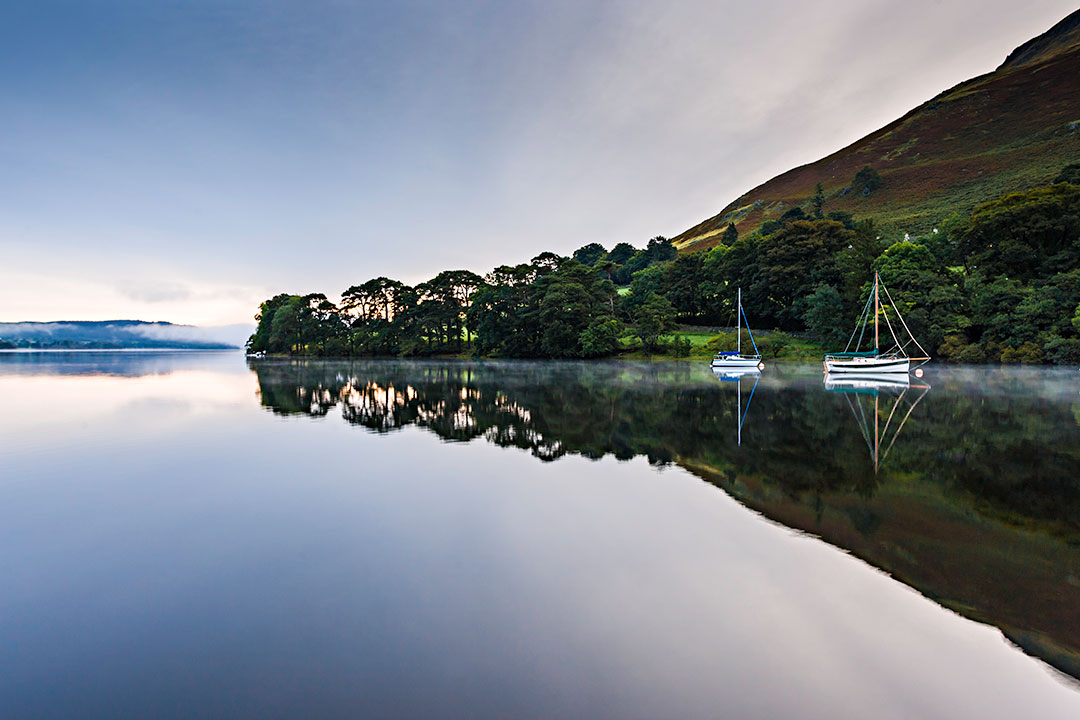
[824,372,931,473]
[246,359,1080,684]
[710,366,760,446]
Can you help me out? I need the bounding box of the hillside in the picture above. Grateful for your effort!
[0,321,242,350]
[673,8,1080,252]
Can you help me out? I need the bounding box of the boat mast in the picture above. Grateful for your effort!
[874,272,879,354]
[737,287,742,355]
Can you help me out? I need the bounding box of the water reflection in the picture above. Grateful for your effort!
[3,353,1079,718]
[251,358,1080,682]
[710,367,761,446]
[824,374,931,472]
[0,349,240,377]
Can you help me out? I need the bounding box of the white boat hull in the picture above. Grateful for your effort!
[711,356,762,369]
[824,357,910,374]
[712,367,761,379]
[824,373,911,391]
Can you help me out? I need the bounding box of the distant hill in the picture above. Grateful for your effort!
[0,321,246,350]
[673,9,1080,252]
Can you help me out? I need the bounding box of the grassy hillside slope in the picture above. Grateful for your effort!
[673,9,1080,252]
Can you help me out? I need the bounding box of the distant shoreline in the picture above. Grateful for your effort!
[0,347,240,353]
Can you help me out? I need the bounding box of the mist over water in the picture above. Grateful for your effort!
[1,351,1078,719]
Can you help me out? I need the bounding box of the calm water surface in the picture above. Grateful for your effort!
[1,351,1078,719]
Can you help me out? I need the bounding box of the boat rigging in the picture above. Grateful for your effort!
[823,272,930,374]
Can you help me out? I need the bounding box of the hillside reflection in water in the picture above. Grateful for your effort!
[253,359,1080,682]
[1,352,1078,719]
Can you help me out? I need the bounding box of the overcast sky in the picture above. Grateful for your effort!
[1,0,1076,325]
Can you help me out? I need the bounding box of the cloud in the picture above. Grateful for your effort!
[119,281,194,303]
[2,0,1077,323]
[0,266,269,327]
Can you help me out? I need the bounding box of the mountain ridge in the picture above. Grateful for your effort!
[0,320,247,350]
[999,7,1080,69]
[673,9,1080,252]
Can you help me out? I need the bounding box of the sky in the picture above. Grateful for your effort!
[1,0,1077,326]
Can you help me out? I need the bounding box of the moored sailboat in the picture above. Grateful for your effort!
[712,288,765,370]
[824,272,930,374]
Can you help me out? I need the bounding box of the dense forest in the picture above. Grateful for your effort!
[248,166,1080,364]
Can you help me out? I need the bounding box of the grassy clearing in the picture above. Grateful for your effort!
[618,328,827,360]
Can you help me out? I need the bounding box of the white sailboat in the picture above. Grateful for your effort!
[711,288,765,370]
[823,272,930,374]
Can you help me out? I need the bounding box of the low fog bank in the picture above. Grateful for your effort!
[129,322,254,348]
[0,321,254,349]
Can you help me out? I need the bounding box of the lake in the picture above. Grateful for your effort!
[1,351,1078,719]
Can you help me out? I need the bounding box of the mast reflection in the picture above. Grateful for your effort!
[824,373,931,473]
[711,367,760,447]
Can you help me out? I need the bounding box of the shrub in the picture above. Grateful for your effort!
[853,165,882,195]
[706,332,735,353]
[756,331,792,358]
[1043,336,1080,365]
[669,335,692,358]
[579,317,621,357]
[1001,342,1044,364]
[1054,163,1080,185]
[937,334,970,362]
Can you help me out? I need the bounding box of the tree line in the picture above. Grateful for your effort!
[248,164,1080,364]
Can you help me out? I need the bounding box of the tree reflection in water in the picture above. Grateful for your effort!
[251,358,1080,683]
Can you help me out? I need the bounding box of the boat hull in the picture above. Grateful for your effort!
[824,357,910,374]
[824,373,911,391]
[711,356,762,369]
[712,367,761,380]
